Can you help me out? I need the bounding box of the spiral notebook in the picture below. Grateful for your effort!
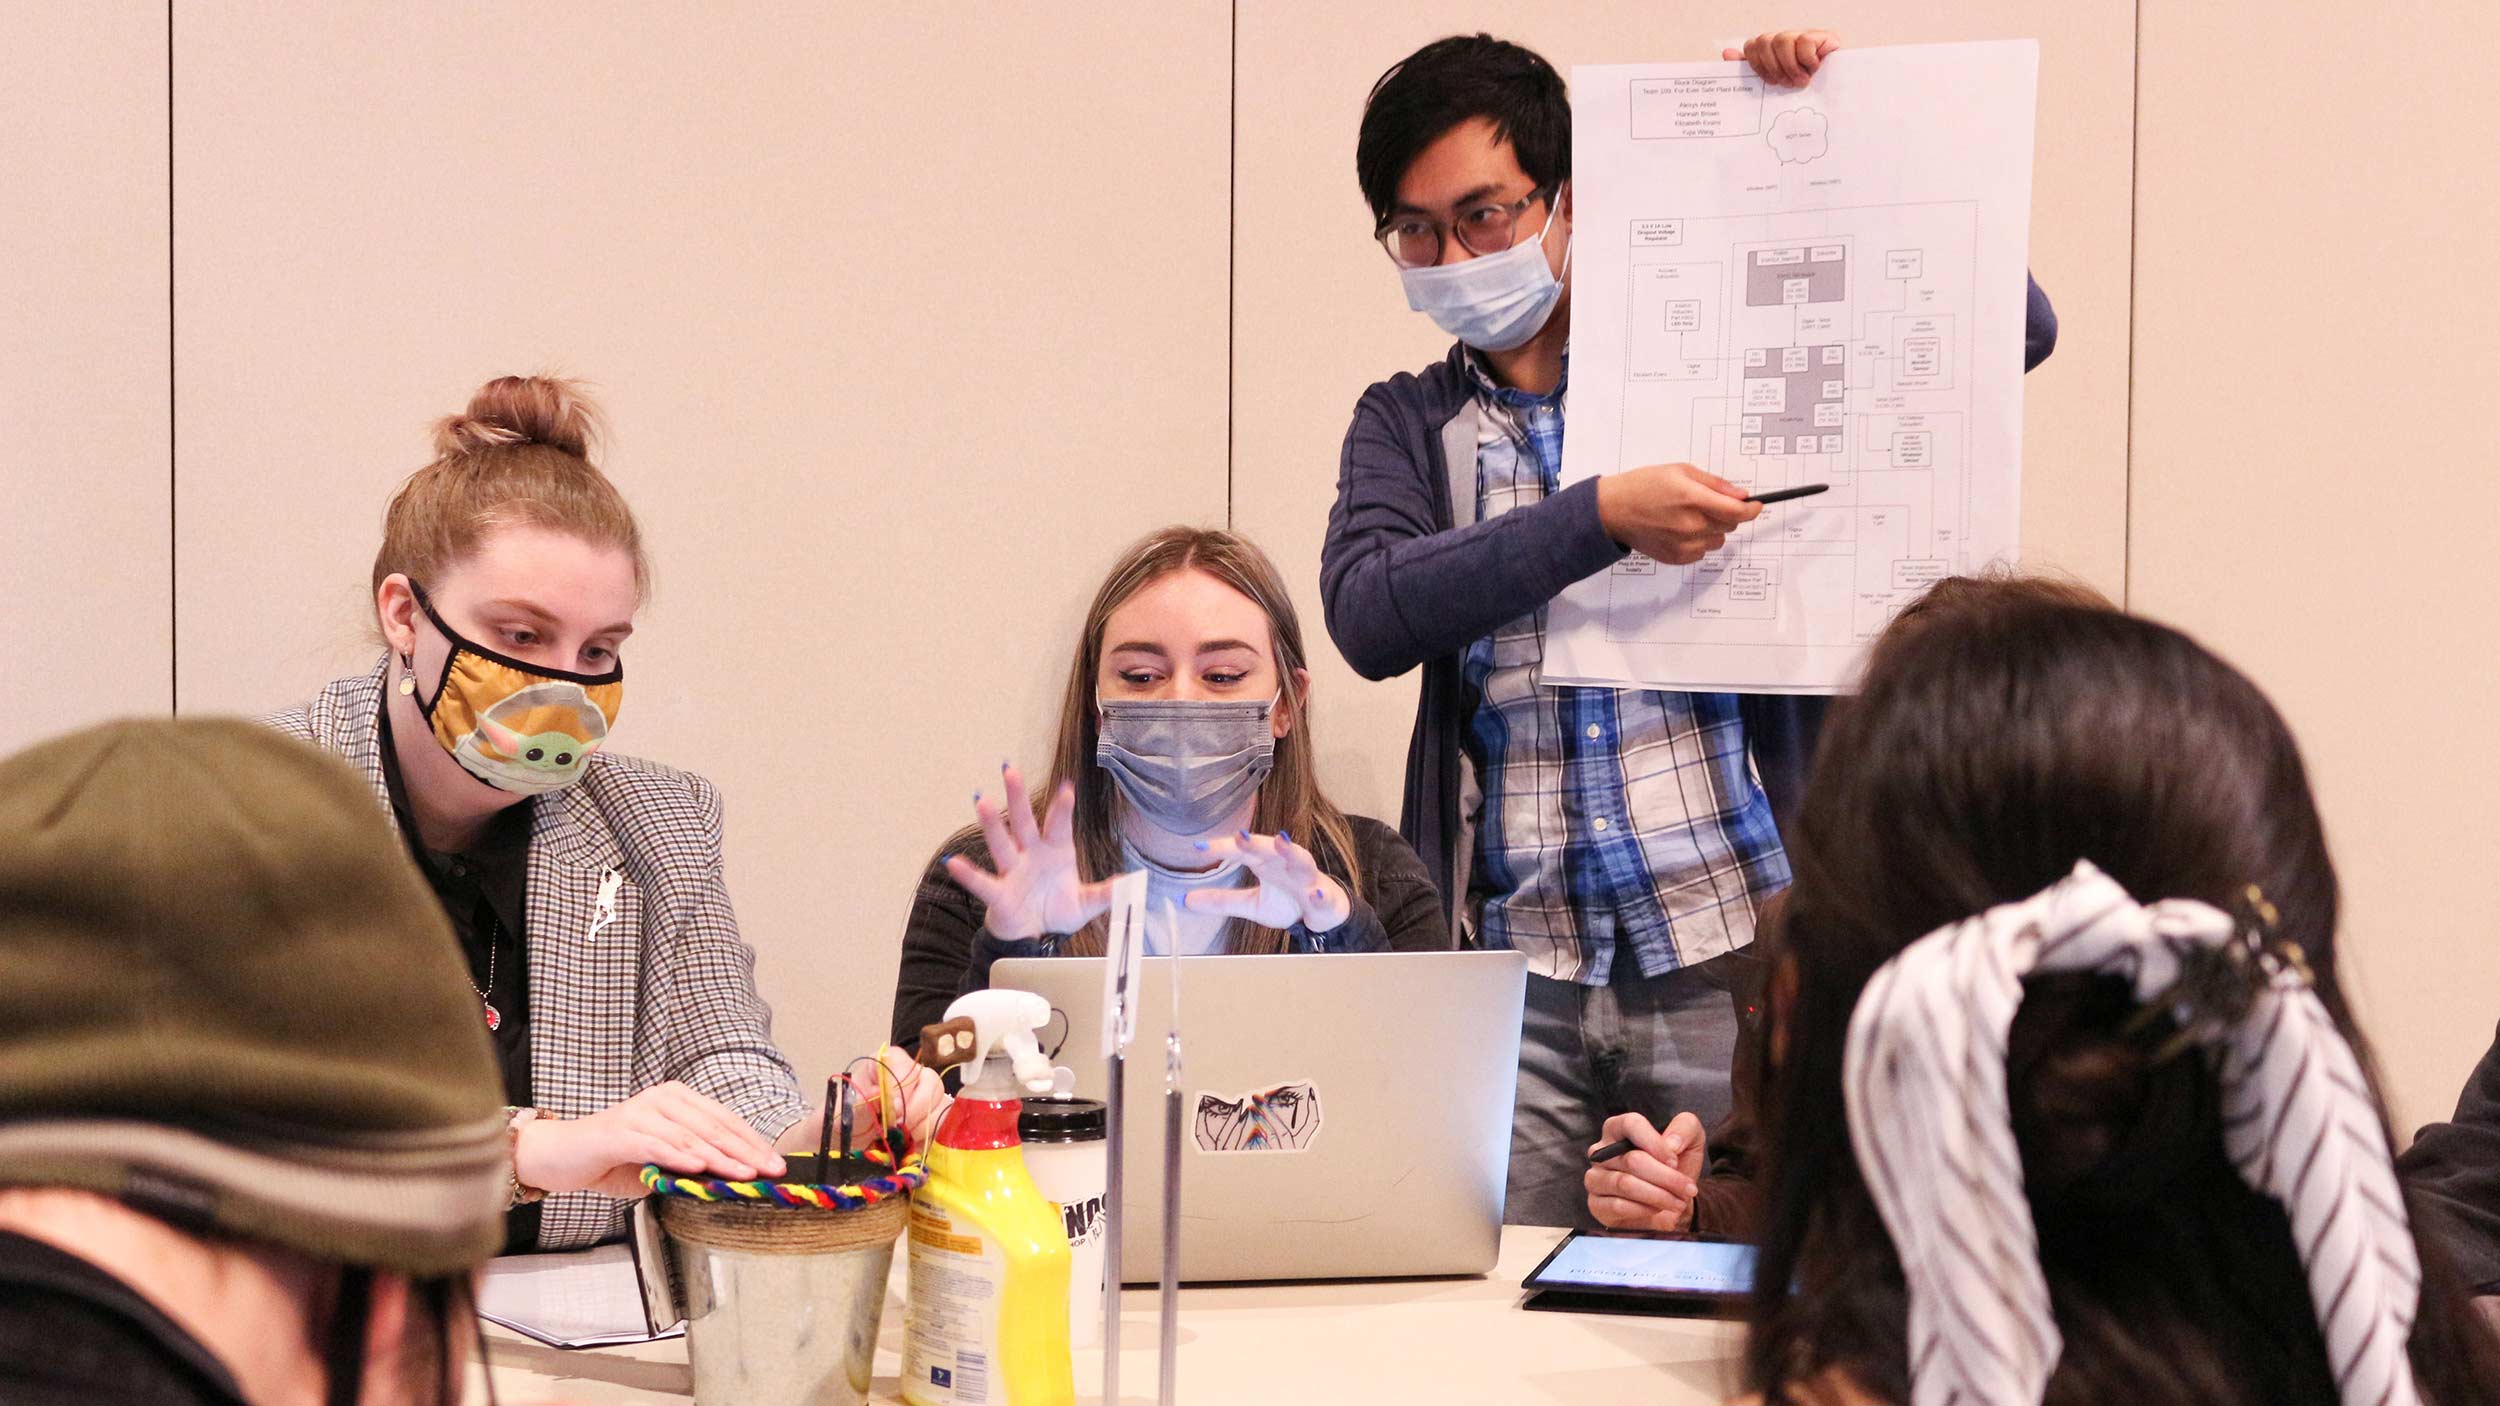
[475,1200,685,1349]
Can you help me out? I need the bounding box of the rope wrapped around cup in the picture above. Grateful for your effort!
[644,1048,929,1256]
[638,1140,929,1211]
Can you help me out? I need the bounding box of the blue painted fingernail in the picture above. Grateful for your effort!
[1193,840,1210,851]
[973,790,982,802]
[1239,829,1252,841]
[1311,887,1325,900]
[1278,829,1290,844]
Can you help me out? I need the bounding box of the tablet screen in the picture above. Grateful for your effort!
[1526,1232,1759,1297]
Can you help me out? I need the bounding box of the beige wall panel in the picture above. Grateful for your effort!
[2131,1,2500,1133]
[0,4,168,746]
[173,4,1231,1085]
[1231,4,2135,830]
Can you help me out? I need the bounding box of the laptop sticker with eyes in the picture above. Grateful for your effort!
[1192,1080,1322,1153]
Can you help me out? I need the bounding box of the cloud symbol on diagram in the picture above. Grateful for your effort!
[1768,108,1829,164]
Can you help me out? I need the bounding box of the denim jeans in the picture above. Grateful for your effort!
[1502,953,1743,1227]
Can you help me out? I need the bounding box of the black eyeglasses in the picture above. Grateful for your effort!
[1374,185,1556,270]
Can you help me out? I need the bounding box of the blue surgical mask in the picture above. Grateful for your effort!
[1397,199,1570,352]
[1094,696,1278,836]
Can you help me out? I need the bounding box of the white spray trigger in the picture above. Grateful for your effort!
[940,988,1058,1095]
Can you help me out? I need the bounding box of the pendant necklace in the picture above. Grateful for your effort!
[473,908,503,1032]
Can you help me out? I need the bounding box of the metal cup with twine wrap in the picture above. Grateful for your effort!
[640,1060,929,1406]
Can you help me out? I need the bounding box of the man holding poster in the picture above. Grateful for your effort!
[1319,29,2056,1229]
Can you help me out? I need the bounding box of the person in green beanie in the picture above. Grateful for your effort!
[266,375,944,1256]
[0,717,509,1405]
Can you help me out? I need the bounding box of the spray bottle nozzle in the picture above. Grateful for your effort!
[915,1017,980,1071]
[930,989,1062,1097]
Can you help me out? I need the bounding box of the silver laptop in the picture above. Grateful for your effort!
[991,950,1526,1284]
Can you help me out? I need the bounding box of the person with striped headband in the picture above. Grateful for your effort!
[1737,597,2500,1405]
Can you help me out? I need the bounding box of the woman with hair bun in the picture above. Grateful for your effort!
[268,375,938,1253]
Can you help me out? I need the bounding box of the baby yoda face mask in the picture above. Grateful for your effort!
[402,583,625,796]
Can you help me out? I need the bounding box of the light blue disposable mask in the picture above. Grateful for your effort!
[1397,201,1571,352]
[1095,696,1278,836]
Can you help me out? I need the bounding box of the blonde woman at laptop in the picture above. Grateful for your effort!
[889,527,1448,1045]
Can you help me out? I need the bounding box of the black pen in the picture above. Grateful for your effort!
[1746,482,1829,506]
[1588,1136,1637,1164]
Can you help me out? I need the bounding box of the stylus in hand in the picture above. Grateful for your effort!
[1588,1136,1637,1164]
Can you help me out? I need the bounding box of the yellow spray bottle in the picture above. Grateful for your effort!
[902,989,1074,1406]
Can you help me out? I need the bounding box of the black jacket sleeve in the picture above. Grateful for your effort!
[1350,814,1451,952]
[1689,964,1767,1239]
[888,830,989,1050]
[2400,1021,2500,1292]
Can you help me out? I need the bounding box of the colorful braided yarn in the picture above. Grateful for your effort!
[639,1141,928,1211]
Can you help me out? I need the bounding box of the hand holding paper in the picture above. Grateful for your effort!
[1723,29,1842,87]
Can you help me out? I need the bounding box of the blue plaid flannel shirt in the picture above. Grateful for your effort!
[1459,353,1790,985]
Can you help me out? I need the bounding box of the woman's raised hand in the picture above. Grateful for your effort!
[1182,829,1353,934]
[945,763,1114,940]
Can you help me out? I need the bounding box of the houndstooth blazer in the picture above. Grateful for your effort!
[266,660,805,1250]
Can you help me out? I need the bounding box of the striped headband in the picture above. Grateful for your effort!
[1841,859,2420,1406]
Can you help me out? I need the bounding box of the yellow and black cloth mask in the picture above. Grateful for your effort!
[406,584,625,796]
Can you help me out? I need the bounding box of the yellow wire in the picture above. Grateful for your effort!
[874,1042,900,1144]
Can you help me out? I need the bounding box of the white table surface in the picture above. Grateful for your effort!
[468,1225,1745,1405]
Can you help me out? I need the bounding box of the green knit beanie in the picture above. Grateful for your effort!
[0,717,508,1274]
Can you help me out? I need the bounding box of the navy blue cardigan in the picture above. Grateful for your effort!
[1320,277,2058,929]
